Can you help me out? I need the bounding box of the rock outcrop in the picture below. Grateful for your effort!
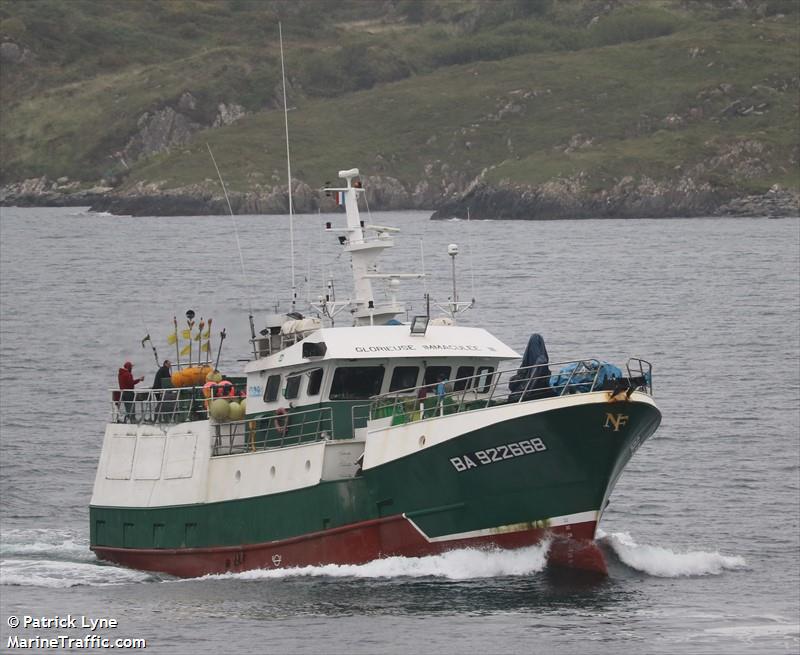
[0,176,110,208]
[715,186,800,218]
[116,93,248,168]
[121,106,201,165]
[0,39,34,65]
[430,176,798,220]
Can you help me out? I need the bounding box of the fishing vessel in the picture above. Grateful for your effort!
[89,164,661,577]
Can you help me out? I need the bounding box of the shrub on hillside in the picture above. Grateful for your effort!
[429,35,528,67]
[764,0,800,15]
[0,17,26,40]
[472,0,552,31]
[589,7,682,47]
[178,22,202,39]
[426,19,591,68]
[494,20,586,52]
[299,43,411,97]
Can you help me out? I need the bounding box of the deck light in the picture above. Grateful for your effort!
[410,315,429,335]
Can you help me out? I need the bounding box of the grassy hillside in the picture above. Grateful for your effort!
[1,0,797,198]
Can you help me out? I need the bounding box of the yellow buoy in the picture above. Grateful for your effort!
[209,398,230,421]
[228,401,244,421]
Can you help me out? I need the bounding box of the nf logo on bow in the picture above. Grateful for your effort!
[604,413,629,432]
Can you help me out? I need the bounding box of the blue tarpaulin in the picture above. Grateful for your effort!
[550,360,623,393]
[509,334,551,394]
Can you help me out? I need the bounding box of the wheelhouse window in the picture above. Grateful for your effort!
[389,366,419,392]
[284,375,301,400]
[263,374,281,402]
[424,366,451,386]
[453,366,475,392]
[330,366,385,400]
[306,368,323,396]
[476,366,495,393]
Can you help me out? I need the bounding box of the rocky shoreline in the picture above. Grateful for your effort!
[2,174,797,219]
[430,178,800,220]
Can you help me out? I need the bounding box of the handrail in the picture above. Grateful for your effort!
[211,405,334,456]
[351,403,371,431]
[367,358,654,426]
[109,357,653,444]
[110,386,212,425]
[626,357,654,395]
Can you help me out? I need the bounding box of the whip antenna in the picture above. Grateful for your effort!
[279,22,296,310]
[207,144,248,285]
[467,207,476,302]
[420,238,428,301]
[207,142,255,342]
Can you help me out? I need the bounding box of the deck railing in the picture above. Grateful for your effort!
[365,358,652,426]
[109,389,332,455]
[110,386,212,425]
[211,406,333,456]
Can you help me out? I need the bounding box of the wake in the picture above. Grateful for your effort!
[598,529,747,577]
[200,542,551,582]
[0,528,157,588]
[0,526,747,587]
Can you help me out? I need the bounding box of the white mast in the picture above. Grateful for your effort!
[279,22,296,309]
[319,170,421,325]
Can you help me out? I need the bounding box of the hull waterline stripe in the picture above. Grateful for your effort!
[403,510,600,543]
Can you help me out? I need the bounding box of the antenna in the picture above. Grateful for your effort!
[207,144,246,282]
[420,238,428,297]
[467,206,476,303]
[207,143,255,344]
[279,22,296,309]
[448,243,458,312]
[433,242,474,322]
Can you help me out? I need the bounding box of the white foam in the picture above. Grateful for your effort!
[0,528,157,588]
[197,544,550,582]
[599,530,747,577]
[703,623,800,641]
[0,558,156,588]
[0,529,94,562]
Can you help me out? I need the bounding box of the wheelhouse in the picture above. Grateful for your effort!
[241,324,519,432]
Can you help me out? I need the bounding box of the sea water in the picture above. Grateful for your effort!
[0,207,798,654]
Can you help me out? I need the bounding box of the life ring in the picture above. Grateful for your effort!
[272,407,288,437]
[217,380,235,398]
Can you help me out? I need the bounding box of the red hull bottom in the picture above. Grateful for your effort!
[92,515,606,578]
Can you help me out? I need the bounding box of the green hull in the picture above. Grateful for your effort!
[367,399,660,540]
[90,398,660,551]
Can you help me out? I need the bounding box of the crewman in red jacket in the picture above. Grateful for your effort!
[118,361,144,423]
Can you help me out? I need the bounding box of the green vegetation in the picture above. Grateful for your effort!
[0,0,797,196]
